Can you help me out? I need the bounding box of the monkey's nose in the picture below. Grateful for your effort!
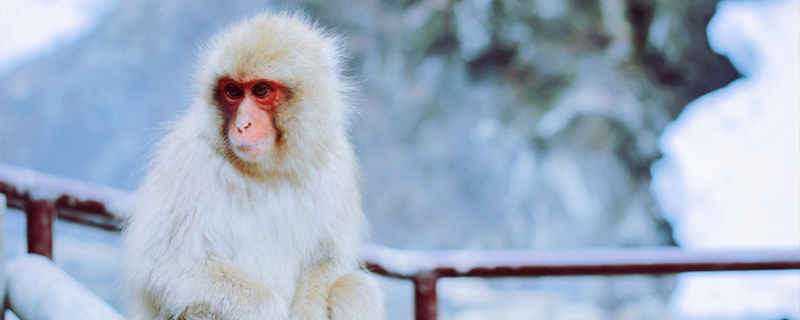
[237,121,252,132]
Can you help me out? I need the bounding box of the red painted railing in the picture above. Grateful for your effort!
[1,164,798,320]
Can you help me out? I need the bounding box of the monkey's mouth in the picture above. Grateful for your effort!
[232,141,273,161]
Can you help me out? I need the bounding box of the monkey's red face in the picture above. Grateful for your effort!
[216,78,286,162]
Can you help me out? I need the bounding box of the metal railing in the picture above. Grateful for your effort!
[1,164,798,320]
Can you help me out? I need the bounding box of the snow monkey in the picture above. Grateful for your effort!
[122,13,385,320]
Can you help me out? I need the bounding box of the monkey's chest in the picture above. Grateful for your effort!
[208,197,322,298]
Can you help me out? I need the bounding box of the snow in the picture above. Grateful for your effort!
[651,0,800,318]
[1,208,124,313]
[453,0,493,60]
[441,280,607,320]
[5,254,123,320]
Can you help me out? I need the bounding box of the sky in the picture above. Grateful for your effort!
[0,0,118,76]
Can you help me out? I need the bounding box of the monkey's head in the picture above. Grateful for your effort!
[194,13,352,175]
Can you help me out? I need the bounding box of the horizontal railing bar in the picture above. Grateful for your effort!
[0,164,132,208]
[364,246,799,279]
[1,164,127,232]
[3,164,799,280]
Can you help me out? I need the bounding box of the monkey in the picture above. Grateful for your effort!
[121,13,385,320]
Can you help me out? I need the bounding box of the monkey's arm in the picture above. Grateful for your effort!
[136,256,288,320]
[289,248,384,320]
[125,207,288,320]
[289,258,339,320]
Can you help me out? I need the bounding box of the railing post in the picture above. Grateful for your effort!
[26,199,54,259]
[1,194,6,320]
[413,272,438,320]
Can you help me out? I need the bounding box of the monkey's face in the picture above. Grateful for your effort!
[216,77,287,163]
[198,14,350,173]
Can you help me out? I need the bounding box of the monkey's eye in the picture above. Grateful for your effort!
[253,83,270,97]
[225,84,242,98]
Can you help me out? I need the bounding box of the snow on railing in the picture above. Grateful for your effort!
[1,164,798,320]
[5,254,124,320]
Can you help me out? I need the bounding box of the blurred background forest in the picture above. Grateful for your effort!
[1,0,798,319]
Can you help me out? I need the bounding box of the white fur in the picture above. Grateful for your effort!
[122,13,384,320]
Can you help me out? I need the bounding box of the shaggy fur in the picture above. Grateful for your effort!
[122,13,384,320]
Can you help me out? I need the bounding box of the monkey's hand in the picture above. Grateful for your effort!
[326,272,385,320]
[289,262,333,320]
[178,297,287,320]
[290,266,385,320]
